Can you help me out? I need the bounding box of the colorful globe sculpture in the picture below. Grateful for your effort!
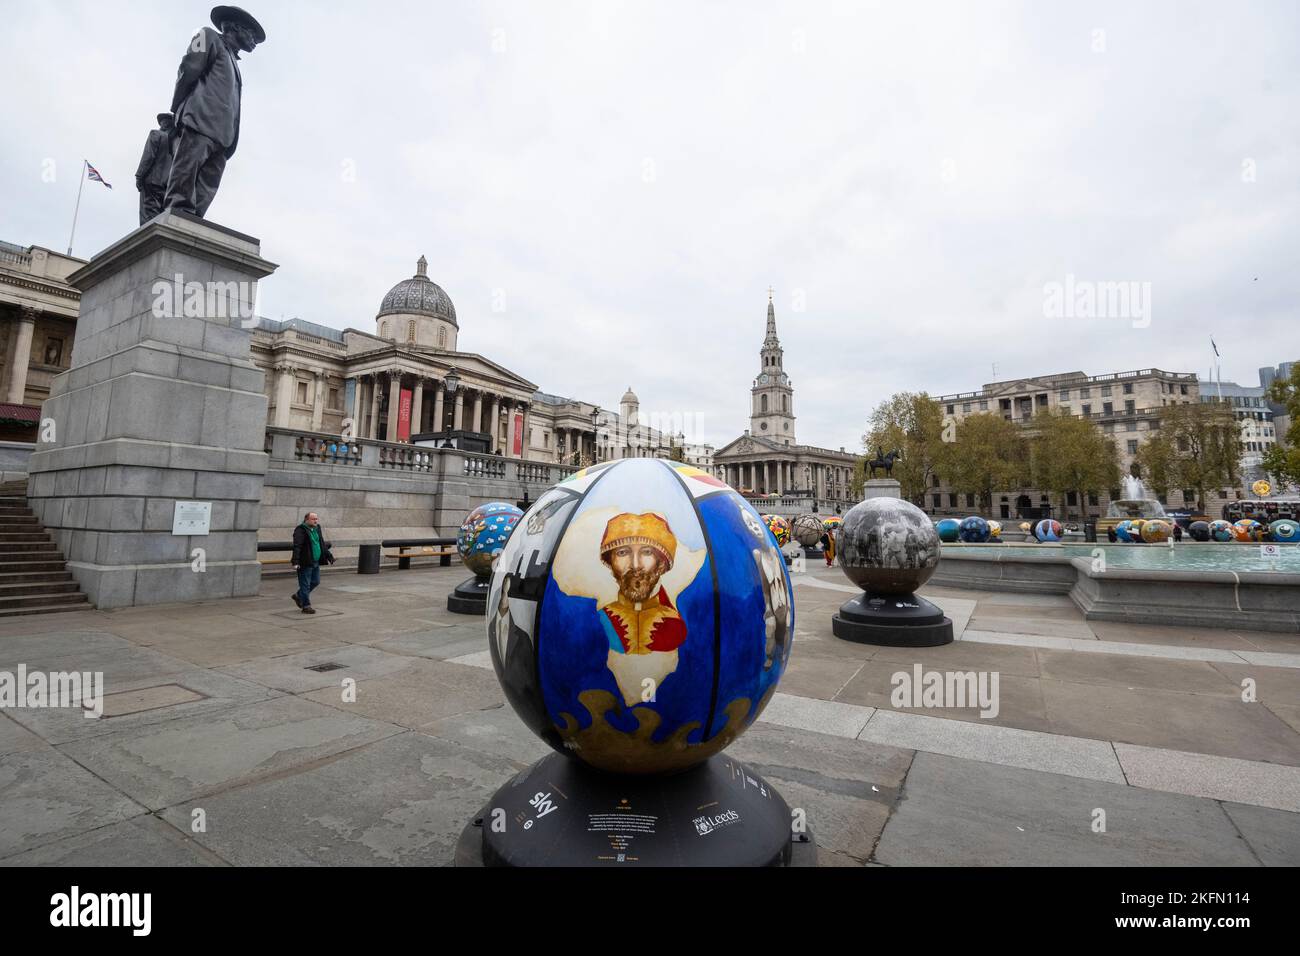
[1188,520,1211,542]
[1209,519,1235,542]
[762,513,791,547]
[958,515,990,543]
[935,518,961,543]
[1034,519,1063,542]
[1114,520,1134,543]
[838,497,941,595]
[1130,519,1149,542]
[988,520,1002,539]
[484,458,794,775]
[1269,520,1300,543]
[790,513,825,548]
[1252,479,1272,497]
[457,502,523,577]
[1018,522,1032,533]
[1233,519,1264,542]
[1141,519,1172,543]
[822,516,843,533]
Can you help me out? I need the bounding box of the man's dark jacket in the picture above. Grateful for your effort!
[292,523,333,568]
[171,26,243,158]
[135,128,173,189]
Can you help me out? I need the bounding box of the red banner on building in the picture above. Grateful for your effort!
[513,412,524,456]
[397,387,413,441]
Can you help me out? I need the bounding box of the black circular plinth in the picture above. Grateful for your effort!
[832,592,954,646]
[456,751,811,867]
[447,575,490,615]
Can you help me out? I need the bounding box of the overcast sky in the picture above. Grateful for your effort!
[3,0,1296,449]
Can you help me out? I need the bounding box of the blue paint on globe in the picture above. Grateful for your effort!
[485,458,793,775]
[1114,520,1133,543]
[936,518,961,543]
[1208,520,1234,542]
[457,502,523,576]
[958,515,990,543]
[1034,519,1062,542]
[1269,520,1300,543]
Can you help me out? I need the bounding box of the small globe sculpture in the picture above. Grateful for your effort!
[1129,519,1148,542]
[1209,519,1235,542]
[1115,520,1134,543]
[822,515,843,533]
[449,502,522,614]
[988,520,1002,540]
[472,458,804,867]
[935,518,960,543]
[790,513,825,548]
[762,513,791,547]
[831,496,952,647]
[1269,519,1300,543]
[1034,519,1063,542]
[1188,520,1211,542]
[1018,521,1033,535]
[1141,519,1172,543]
[958,515,990,543]
[1252,479,1272,497]
[1233,519,1264,542]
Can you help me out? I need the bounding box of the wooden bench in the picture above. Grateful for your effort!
[383,545,456,570]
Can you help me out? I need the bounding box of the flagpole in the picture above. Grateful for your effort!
[67,160,86,256]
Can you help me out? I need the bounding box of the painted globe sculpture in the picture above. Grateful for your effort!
[988,520,1002,540]
[822,516,843,533]
[484,458,794,776]
[958,515,990,543]
[1188,520,1211,542]
[1018,521,1032,534]
[1233,519,1264,542]
[1269,519,1300,543]
[935,518,961,543]
[1034,519,1063,542]
[457,502,523,577]
[1209,519,1235,542]
[762,513,792,547]
[1115,520,1134,542]
[838,497,941,595]
[1141,519,1172,543]
[790,513,825,548]
[1252,479,1272,497]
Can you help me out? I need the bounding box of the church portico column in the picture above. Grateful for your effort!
[385,370,402,443]
[411,378,424,435]
[488,394,500,451]
[349,375,364,437]
[432,379,445,434]
[504,400,517,457]
[310,370,326,431]
[274,363,295,428]
[472,391,484,434]
[453,390,464,431]
[368,374,382,439]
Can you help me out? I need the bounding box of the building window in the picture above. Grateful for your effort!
[1180,384,1187,395]
[979,400,988,410]
[1125,400,1135,414]
[947,404,954,414]
[1123,383,1133,394]
[962,403,972,413]
[1059,389,1070,401]
[965,493,975,507]
[296,381,308,404]
[438,327,446,348]
[1125,422,1136,432]
[1081,403,1091,416]
[1000,398,1011,410]
[379,322,388,338]
[407,320,416,342]
[782,395,788,412]
[1103,402,1113,415]
[932,494,941,509]
[1088,492,1099,506]
[1067,491,1078,506]
[1102,385,1112,396]
[328,387,339,409]
[948,494,957,507]
[1080,387,1090,398]
[761,395,768,413]
[1127,440,1138,454]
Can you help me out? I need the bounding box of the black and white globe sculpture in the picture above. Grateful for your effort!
[462,459,810,867]
[831,497,953,647]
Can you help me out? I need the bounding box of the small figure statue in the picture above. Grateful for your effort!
[135,112,175,225]
[162,5,266,218]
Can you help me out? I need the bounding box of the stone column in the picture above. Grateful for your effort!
[4,307,37,404]
[367,375,382,438]
[505,400,517,457]
[453,390,464,431]
[472,391,483,434]
[385,370,402,442]
[487,394,499,450]
[432,379,444,434]
[274,364,295,427]
[310,370,325,431]
[411,378,423,435]
[522,404,532,459]
[349,375,364,437]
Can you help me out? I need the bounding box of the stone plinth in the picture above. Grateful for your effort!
[26,212,277,608]
[862,478,901,499]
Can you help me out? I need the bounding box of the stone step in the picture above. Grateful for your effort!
[0,569,74,584]
[0,508,33,516]
[0,560,69,573]
[0,597,91,617]
[0,516,40,525]
[0,544,60,555]
[0,590,87,610]
[0,532,52,542]
[0,580,81,597]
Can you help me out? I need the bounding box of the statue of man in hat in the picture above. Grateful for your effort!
[134,112,175,225]
[162,5,266,219]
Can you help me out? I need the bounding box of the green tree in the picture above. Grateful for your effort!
[942,413,1026,513]
[1136,402,1242,511]
[1262,364,1300,487]
[862,392,946,505]
[1029,409,1122,520]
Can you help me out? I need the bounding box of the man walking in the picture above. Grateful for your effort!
[134,112,175,225]
[291,511,330,614]
[163,5,266,218]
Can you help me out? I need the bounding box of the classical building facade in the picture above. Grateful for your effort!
[713,296,858,511]
[0,241,84,441]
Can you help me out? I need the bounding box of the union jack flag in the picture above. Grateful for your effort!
[85,162,112,189]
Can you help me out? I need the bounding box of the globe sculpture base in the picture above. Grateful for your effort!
[832,592,954,647]
[455,751,815,867]
[446,575,490,615]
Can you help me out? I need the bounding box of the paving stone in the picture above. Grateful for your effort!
[0,630,139,668]
[757,692,874,738]
[301,658,506,730]
[1220,802,1300,865]
[874,752,1261,866]
[0,748,145,859]
[58,696,406,810]
[1114,743,1300,813]
[217,644,421,693]
[0,713,48,757]
[868,639,1043,678]
[420,704,554,766]
[157,731,525,865]
[1035,649,1243,697]
[776,654,865,700]
[835,662,1050,732]
[1208,662,1300,709]
[0,814,224,867]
